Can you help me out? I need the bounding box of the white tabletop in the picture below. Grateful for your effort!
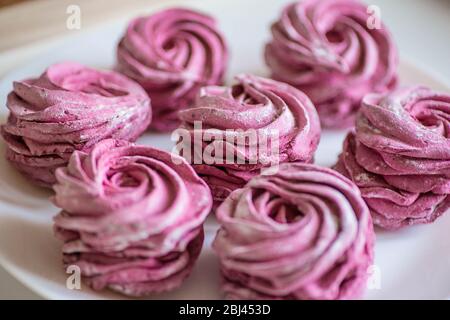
[0,0,449,299]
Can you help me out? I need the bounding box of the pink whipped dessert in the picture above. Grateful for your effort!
[335,86,450,229]
[265,0,398,128]
[52,139,212,296]
[117,8,228,132]
[178,74,321,205]
[1,62,151,187]
[213,163,374,300]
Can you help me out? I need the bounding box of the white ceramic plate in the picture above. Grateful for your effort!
[0,0,449,300]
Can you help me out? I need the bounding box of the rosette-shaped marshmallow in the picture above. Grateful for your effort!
[335,86,450,229]
[213,163,374,300]
[52,139,212,296]
[1,62,151,187]
[265,0,398,128]
[117,8,228,132]
[178,74,321,204]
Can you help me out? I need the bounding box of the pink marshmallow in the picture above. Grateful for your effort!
[52,139,212,296]
[117,8,228,132]
[178,74,321,205]
[335,86,450,229]
[213,163,375,300]
[1,62,151,187]
[265,0,398,128]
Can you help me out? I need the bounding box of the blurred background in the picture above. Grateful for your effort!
[0,0,448,81]
[0,0,448,299]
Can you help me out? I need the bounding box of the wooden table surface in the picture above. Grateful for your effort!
[0,0,165,52]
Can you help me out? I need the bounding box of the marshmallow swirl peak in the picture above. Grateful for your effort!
[117,7,228,132]
[1,62,151,187]
[52,139,212,296]
[265,0,398,128]
[213,163,374,300]
[335,86,450,229]
[178,74,321,205]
